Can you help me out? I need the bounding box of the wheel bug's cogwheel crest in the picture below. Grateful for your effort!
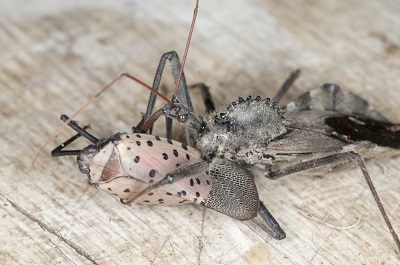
[197,96,288,163]
[228,96,284,116]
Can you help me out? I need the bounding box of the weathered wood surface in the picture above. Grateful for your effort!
[1,1,400,264]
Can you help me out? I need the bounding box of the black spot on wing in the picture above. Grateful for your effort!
[162,153,168,160]
[173,149,178,157]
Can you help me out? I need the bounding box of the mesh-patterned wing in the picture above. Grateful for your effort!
[203,160,259,220]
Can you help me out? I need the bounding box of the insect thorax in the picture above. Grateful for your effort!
[197,96,287,165]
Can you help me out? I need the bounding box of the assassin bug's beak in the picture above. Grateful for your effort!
[51,114,99,157]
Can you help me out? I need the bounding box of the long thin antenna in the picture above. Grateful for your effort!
[32,73,171,168]
[33,0,200,167]
[173,0,200,97]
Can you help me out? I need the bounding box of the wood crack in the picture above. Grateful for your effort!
[1,194,100,265]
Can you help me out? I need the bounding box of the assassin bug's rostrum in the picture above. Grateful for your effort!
[36,0,400,257]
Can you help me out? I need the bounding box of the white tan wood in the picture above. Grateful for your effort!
[1,1,399,264]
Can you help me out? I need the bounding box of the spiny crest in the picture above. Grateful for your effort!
[196,95,288,162]
[227,95,285,116]
[221,95,287,134]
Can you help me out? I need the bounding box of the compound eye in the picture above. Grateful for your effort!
[178,114,188,123]
[79,166,90,174]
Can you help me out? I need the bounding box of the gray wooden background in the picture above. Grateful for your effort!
[1,0,400,264]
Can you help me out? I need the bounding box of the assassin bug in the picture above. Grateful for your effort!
[34,0,400,256]
[133,51,400,253]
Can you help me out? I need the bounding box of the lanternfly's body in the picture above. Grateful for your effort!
[78,133,209,205]
[53,118,263,225]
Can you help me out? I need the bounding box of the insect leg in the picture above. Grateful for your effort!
[265,151,400,252]
[250,201,286,240]
[137,51,194,138]
[272,69,301,104]
[123,160,208,205]
[189,83,216,113]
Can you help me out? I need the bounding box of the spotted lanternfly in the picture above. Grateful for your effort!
[51,114,279,237]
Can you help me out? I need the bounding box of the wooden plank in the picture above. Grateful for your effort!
[1,0,399,264]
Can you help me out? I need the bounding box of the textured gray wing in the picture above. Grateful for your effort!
[203,160,259,220]
[284,83,389,122]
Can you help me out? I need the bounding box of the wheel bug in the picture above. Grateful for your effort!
[33,0,400,256]
[134,52,400,253]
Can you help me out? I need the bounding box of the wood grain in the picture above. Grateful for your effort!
[1,0,400,264]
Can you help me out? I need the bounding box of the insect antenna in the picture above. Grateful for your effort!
[33,0,201,167]
[32,73,171,168]
[51,114,98,157]
[173,0,199,98]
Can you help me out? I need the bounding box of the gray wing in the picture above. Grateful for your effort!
[284,83,389,122]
